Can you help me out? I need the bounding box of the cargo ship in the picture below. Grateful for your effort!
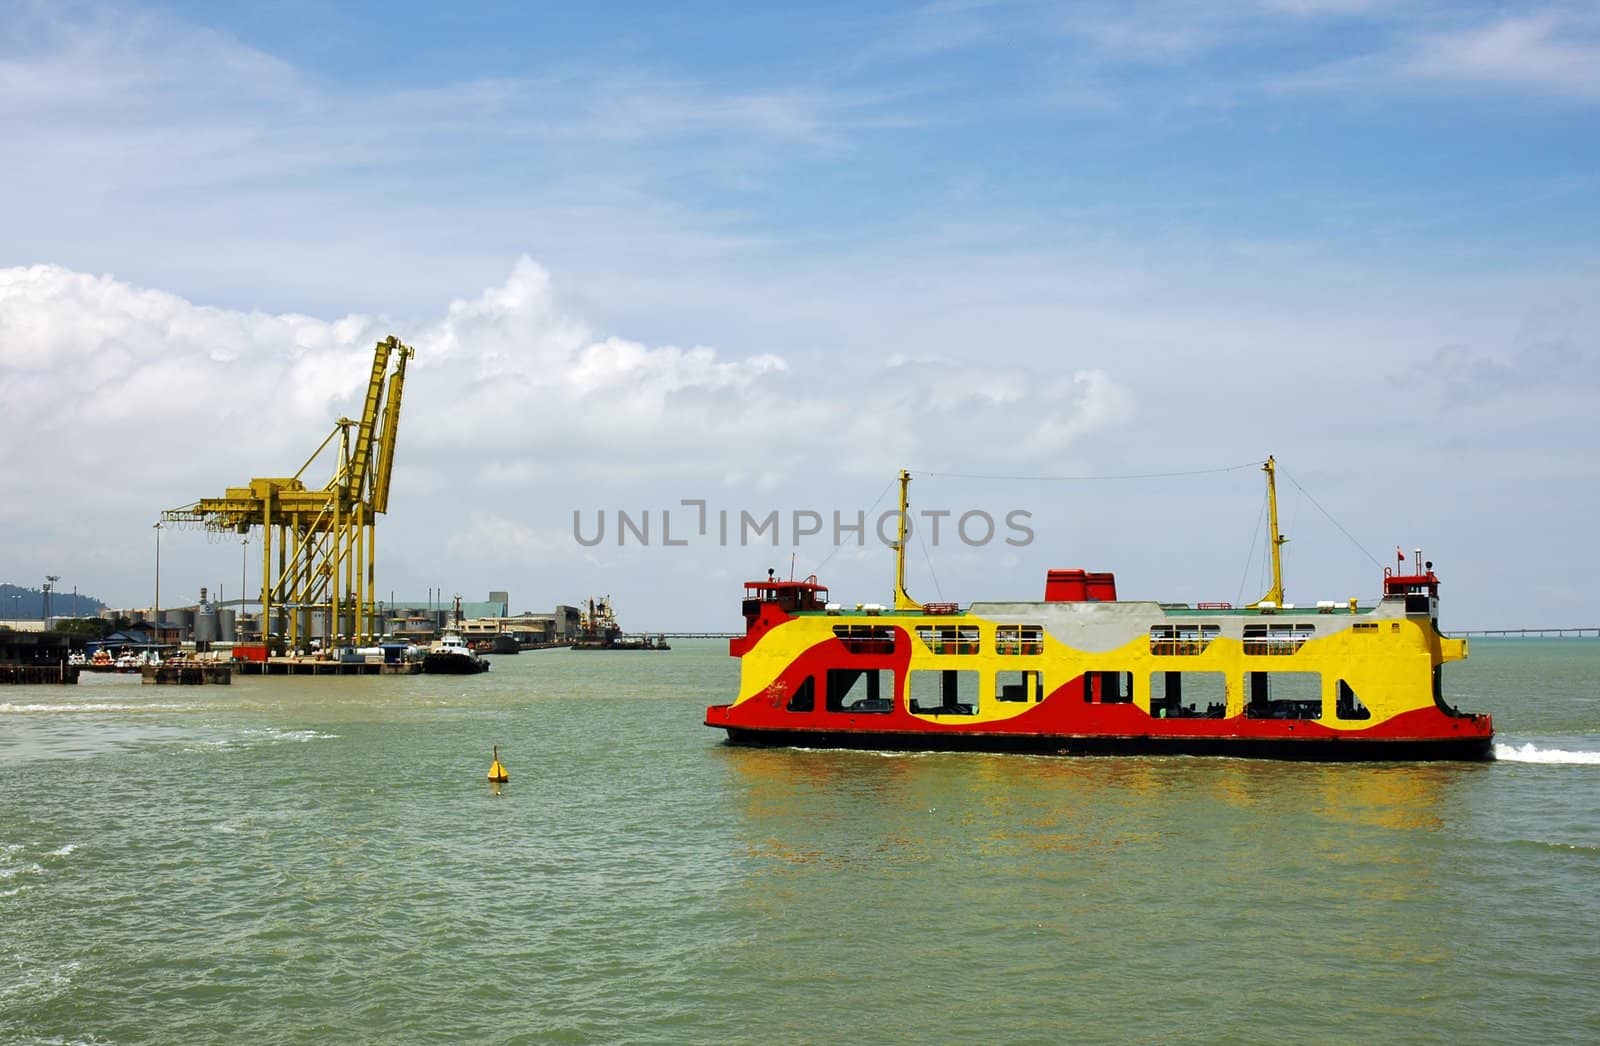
[571,597,671,651]
[704,459,1493,761]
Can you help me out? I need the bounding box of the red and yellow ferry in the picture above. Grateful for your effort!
[705,459,1493,761]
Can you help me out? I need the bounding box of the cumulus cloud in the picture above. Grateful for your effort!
[0,257,1135,605]
[0,258,816,497]
[396,257,795,467]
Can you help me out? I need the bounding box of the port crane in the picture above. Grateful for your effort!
[163,336,414,649]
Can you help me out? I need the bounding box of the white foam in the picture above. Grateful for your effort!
[1495,742,1600,765]
[0,701,207,714]
[48,844,77,857]
[207,727,339,750]
[274,729,338,743]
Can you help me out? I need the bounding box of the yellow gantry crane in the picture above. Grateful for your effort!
[163,336,414,650]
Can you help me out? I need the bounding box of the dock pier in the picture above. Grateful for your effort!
[1,663,80,685]
[141,663,233,685]
[237,658,422,676]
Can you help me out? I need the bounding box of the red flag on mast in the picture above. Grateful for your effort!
[1397,547,1405,569]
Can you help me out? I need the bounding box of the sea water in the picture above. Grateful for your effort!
[2,638,1598,1043]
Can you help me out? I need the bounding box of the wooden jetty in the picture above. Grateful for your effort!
[1,663,80,685]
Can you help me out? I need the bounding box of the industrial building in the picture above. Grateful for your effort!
[95,591,579,649]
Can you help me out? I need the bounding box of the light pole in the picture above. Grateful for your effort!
[153,522,163,628]
[239,534,249,638]
[43,574,59,628]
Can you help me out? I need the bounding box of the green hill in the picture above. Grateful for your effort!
[0,583,106,621]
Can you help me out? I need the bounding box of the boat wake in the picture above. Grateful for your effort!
[1494,742,1600,765]
[0,701,209,714]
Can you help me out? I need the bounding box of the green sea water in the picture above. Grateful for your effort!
[3,638,1598,1044]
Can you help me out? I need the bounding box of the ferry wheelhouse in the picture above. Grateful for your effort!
[704,460,1493,761]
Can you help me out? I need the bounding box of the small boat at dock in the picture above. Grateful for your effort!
[422,631,490,674]
[423,595,491,674]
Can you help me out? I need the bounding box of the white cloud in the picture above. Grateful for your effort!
[0,257,1138,608]
[1404,11,1600,101]
[1271,6,1600,102]
[445,511,591,568]
[1028,371,1137,454]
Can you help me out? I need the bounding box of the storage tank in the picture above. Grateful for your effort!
[194,588,218,644]
[218,609,237,642]
[163,608,195,634]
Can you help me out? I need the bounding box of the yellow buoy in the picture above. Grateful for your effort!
[487,744,509,783]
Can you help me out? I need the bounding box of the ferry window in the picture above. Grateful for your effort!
[915,623,981,655]
[995,669,1042,703]
[995,625,1044,655]
[832,624,896,654]
[909,669,979,715]
[1352,623,1378,634]
[1148,671,1226,719]
[1149,624,1221,656]
[1243,623,1315,655]
[1335,679,1370,721]
[1244,671,1322,720]
[1082,671,1133,704]
[786,676,815,713]
[826,668,894,713]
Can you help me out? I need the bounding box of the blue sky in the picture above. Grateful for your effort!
[135,0,1599,252]
[2,1,1598,628]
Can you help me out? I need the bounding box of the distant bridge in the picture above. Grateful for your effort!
[1457,627,1600,638]
[645,632,740,639]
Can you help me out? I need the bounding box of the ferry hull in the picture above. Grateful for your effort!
[715,723,1494,762]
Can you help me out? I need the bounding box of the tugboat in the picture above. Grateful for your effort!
[571,597,671,651]
[705,459,1493,761]
[423,596,490,675]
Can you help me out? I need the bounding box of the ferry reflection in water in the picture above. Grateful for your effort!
[718,745,1477,914]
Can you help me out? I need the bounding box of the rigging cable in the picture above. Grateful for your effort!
[1235,492,1267,608]
[811,473,898,576]
[912,460,1263,482]
[1279,467,1386,571]
[915,515,944,601]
